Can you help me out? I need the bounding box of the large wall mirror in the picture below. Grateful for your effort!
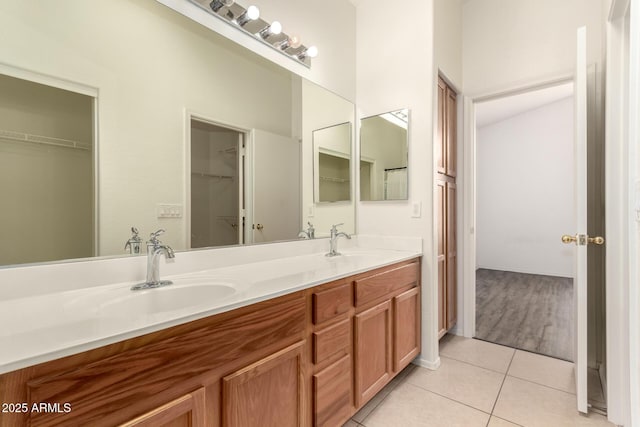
[0,0,355,267]
[359,109,409,201]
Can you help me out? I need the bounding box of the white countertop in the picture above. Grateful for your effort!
[0,238,421,375]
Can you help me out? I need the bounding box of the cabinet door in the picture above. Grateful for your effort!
[437,77,447,174]
[313,355,351,427]
[222,341,304,427]
[446,182,457,330]
[393,287,421,371]
[354,300,391,407]
[446,86,457,177]
[120,388,205,427]
[437,179,447,338]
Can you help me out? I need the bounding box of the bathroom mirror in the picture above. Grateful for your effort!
[313,123,352,203]
[359,109,409,201]
[0,0,355,267]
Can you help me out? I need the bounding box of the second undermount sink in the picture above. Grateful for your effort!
[99,277,243,317]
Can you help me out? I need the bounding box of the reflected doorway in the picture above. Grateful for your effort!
[0,72,95,265]
[190,119,244,248]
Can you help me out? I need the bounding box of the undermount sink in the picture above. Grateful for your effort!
[98,277,243,316]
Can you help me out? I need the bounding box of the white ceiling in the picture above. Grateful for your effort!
[475,82,574,128]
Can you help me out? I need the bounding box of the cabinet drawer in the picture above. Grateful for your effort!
[354,262,419,307]
[312,283,351,325]
[313,355,351,427]
[313,319,350,364]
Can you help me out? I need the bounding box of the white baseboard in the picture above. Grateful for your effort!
[413,356,440,370]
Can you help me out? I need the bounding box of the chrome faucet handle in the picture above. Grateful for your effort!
[330,223,344,234]
[149,229,166,245]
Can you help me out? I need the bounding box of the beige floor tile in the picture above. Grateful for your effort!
[494,376,615,427]
[363,382,490,427]
[352,390,388,423]
[406,357,504,413]
[488,416,522,426]
[508,350,575,393]
[588,368,606,406]
[439,334,515,373]
[343,420,361,427]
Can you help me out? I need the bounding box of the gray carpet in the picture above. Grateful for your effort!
[475,268,574,361]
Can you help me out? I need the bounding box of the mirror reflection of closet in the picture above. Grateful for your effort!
[313,122,352,203]
[0,73,95,265]
[360,109,409,201]
[190,119,243,248]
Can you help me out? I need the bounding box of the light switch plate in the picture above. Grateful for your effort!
[157,204,183,218]
[411,201,421,218]
[307,205,314,218]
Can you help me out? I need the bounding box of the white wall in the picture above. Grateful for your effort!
[462,0,605,95]
[355,0,439,367]
[434,0,463,87]
[476,97,575,277]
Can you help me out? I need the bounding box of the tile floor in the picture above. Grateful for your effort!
[344,335,614,427]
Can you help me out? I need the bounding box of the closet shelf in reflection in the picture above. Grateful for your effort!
[191,172,234,180]
[319,175,350,183]
[0,129,91,151]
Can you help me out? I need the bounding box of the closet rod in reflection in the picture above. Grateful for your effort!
[191,172,234,180]
[0,129,91,151]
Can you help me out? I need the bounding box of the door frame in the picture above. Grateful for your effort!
[605,0,638,424]
[460,73,575,339]
[183,110,251,248]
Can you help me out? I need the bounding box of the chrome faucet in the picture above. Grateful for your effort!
[131,229,175,291]
[298,222,315,239]
[326,223,351,257]
[124,226,142,255]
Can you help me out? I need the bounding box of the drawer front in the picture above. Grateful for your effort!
[313,355,351,427]
[313,319,350,365]
[354,262,419,307]
[312,283,351,325]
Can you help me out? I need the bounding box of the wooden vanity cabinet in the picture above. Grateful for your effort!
[0,258,421,427]
[353,261,421,408]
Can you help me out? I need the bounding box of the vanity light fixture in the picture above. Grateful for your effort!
[191,0,317,67]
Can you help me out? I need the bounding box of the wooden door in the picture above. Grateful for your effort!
[393,287,420,371]
[120,388,205,427]
[446,86,457,177]
[222,341,305,427]
[437,78,447,174]
[446,182,457,330]
[437,179,447,337]
[354,300,392,407]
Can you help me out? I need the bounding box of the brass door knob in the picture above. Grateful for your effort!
[256,224,264,230]
[589,236,605,245]
[561,235,577,244]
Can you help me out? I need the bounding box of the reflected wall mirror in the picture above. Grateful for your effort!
[313,122,352,203]
[0,0,355,268]
[359,109,409,201]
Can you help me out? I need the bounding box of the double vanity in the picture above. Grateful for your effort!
[0,236,421,427]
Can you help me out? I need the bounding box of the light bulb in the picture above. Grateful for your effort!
[288,34,301,49]
[306,45,318,58]
[270,21,282,35]
[260,21,282,39]
[246,5,260,20]
[236,5,260,26]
